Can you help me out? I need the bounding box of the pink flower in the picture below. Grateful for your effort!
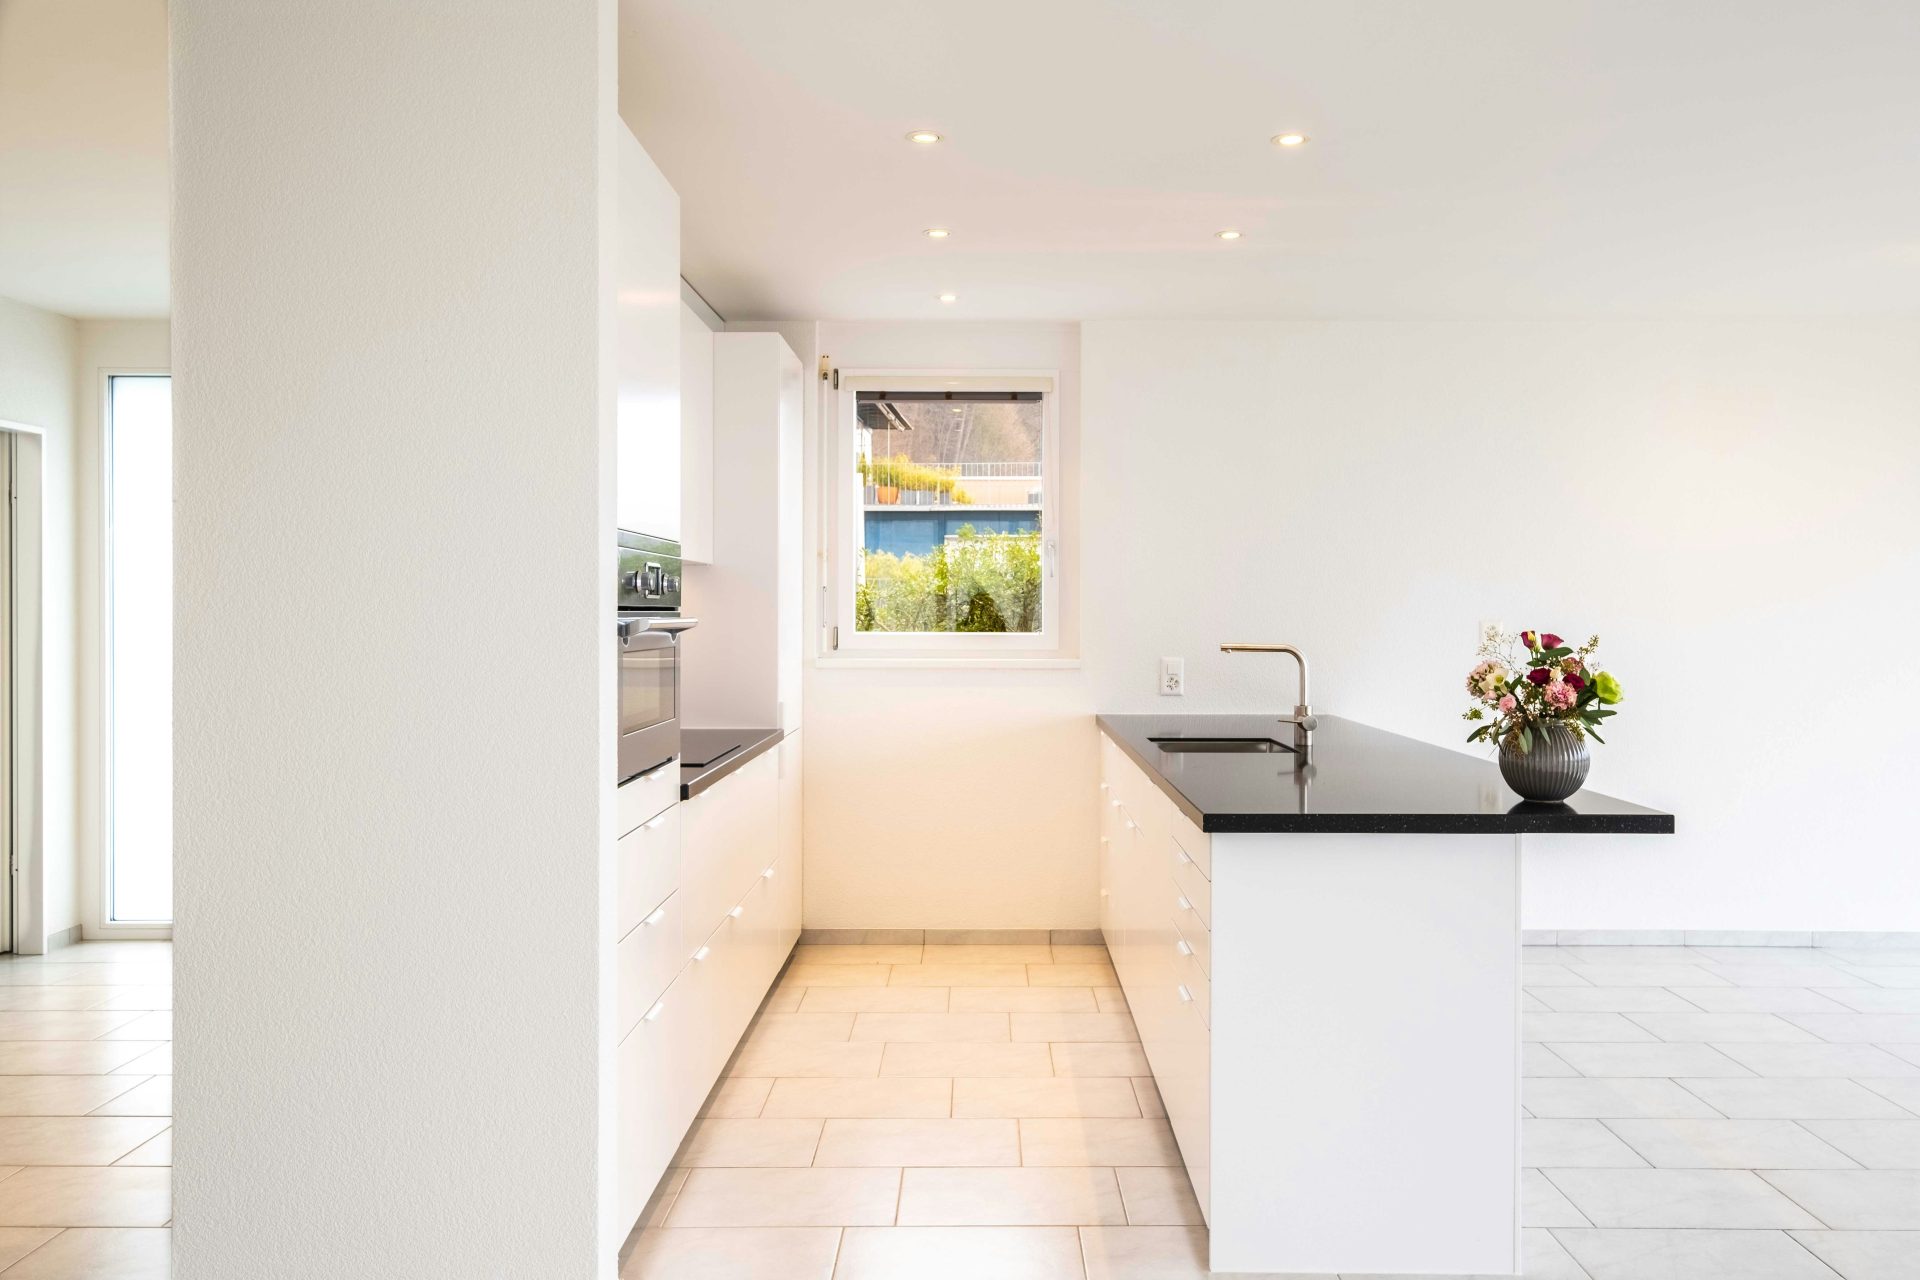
[1498,694,1517,713]
[1544,680,1577,710]
[1540,632,1564,649]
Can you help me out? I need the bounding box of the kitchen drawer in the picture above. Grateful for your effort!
[615,962,697,1229]
[1169,840,1210,924]
[616,890,684,1041]
[1168,816,1210,880]
[1173,897,1210,977]
[1176,951,1210,1027]
[617,758,678,837]
[617,803,682,941]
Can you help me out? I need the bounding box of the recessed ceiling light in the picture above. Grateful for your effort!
[906,130,943,144]
[924,227,951,239]
[1272,132,1309,148]
[1216,229,1243,240]
[938,292,958,303]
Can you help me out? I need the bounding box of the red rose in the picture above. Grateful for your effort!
[1540,633,1563,648]
[1526,668,1552,685]
[1521,630,1540,649]
[1565,673,1585,690]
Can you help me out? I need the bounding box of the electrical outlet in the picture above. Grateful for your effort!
[1160,656,1185,696]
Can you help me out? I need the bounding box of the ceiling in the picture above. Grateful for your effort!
[0,0,169,319]
[619,0,1920,322]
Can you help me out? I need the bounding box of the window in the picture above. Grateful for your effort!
[834,374,1059,652]
[107,375,173,924]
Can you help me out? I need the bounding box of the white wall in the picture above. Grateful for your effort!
[800,323,1096,930]
[0,294,78,951]
[1081,320,1920,933]
[171,2,619,1276]
[74,318,171,941]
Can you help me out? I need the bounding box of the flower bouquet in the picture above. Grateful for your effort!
[1463,628,1623,801]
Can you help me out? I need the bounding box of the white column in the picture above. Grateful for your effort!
[170,2,618,1275]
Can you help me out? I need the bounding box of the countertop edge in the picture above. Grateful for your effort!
[1096,713,1675,837]
[681,727,785,800]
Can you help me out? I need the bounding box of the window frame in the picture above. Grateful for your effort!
[830,370,1061,655]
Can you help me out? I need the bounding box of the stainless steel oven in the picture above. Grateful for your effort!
[617,531,695,784]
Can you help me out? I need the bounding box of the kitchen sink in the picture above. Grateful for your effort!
[1149,737,1293,754]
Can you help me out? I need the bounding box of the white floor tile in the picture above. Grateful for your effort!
[1679,1077,1915,1119]
[675,1119,823,1168]
[1524,1078,1722,1119]
[1543,1168,1821,1229]
[813,1119,1019,1168]
[1798,1118,1920,1168]
[622,1226,841,1279]
[1017,1118,1180,1167]
[1524,1044,1582,1078]
[1710,1042,1920,1078]
[1601,1118,1857,1169]
[1822,988,1920,1013]
[664,1167,900,1227]
[897,1166,1125,1226]
[1532,986,1699,1013]
[742,1013,854,1043]
[879,1043,1054,1078]
[832,1226,1083,1280]
[1624,1012,1819,1043]
[1671,987,1856,1014]
[1524,1012,1657,1043]
[1049,1043,1151,1077]
[849,1012,1010,1043]
[795,987,949,1014]
[1782,1013,1920,1043]
[953,1077,1141,1119]
[1759,1169,1920,1228]
[1113,1166,1202,1225]
[1544,1042,1753,1077]
[1522,1227,1590,1280]
[948,988,1098,1014]
[1523,1118,1649,1168]
[1555,1227,1843,1279]
[1078,1225,1212,1280]
[760,1078,950,1120]
[1524,1168,1591,1227]
[1789,1229,1920,1280]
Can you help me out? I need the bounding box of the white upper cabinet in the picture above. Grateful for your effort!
[678,299,715,562]
[615,124,680,539]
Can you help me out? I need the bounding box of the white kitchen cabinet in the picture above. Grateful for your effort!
[614,124,680,539]
[678,299,715,562]
[680,333,804,732]
[614,746,799,1238]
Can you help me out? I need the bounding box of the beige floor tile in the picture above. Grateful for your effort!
[953,1077,1141,1119]
[676,1118,823,1168]
[890,965,1029,988]
[758,987,803,1014]
[0,1227,170,1279]
[834,1226,1084,1279]
[850,1012,1009,1043]
[700,1078,774,1119]
[95,1014,171,1043]
[1115,1166,1203,1225]
[0,992,125,1013]
[777,965,891,988]
[1027,965,1121,988]
[743,1013,854,1044]
[0,966,170,989]
[761,1077,951,1119]
[0,1228,60,1272]
[0,1117,170,1167]
[920,945,1054,965]
[112,1129,171,1168]
[814,1119,1019,1167]
[925,931,1049,946]
[1129,1078,1166,1119]
[87,1079,169,1118]
[0,1013,144,1043]
[898,1166,1125,1226]
[796,987,949,1014]
[111,1046,170,1076]
[665,1167,900,1227]
[621,1225,840,1279]
[79,990,171,1013]
[0,1078,148,1118]
[1050,946,1112,964]
[637,1168,689,1229]
[791,944,924,965]
[1019,1118,1181,1167]
[1079,1225,1210,1279]
[0,1167,170,1227]
[1050,1043,1152,1077]
[0,1044,156,1077]
[1012,1013,1138,1043]
[1094,989,1129,1013]
[727,1042,882,1079]
[881,1043,1054,1078]
[949,988,1096,1014]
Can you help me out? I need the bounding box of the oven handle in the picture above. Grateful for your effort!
[644,617,699,635]
[617,616,699,645]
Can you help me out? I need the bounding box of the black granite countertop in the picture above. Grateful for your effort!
[680,727,784,800]
[1098,713,1674,835]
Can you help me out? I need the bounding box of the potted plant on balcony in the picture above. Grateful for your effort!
[1462,628,1623,802]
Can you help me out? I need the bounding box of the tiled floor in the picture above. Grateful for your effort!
[627,941,1920,1279]
[0,940,172,1279]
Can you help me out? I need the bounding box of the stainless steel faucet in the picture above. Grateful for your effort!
[1220,643,1317,754]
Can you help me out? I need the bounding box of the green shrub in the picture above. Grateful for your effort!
[856,527,1040,633]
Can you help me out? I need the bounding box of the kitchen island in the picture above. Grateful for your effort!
[1095,712,1671,1276]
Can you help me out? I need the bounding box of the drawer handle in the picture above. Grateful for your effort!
[1099,782,1110,793]
[1176,895,1191,911]
[1176,984,1193,1003]
[762,866,776,878]
[1174,847,1191,865]
[644,1000,666,1022]
[642,812,668,831]
[1110,798,1123,810]
[1125,819,1139,831]
[693,945,711,962]
[729,905,745,918]
[642,906,667,928]
[1100,888,1110,898]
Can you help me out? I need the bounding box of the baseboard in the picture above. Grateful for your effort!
[43,925,82,950]
[1525,928,1920,948]
[800,928,1104,946]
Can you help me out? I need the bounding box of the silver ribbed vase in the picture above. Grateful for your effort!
[1499,722,1591,802]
